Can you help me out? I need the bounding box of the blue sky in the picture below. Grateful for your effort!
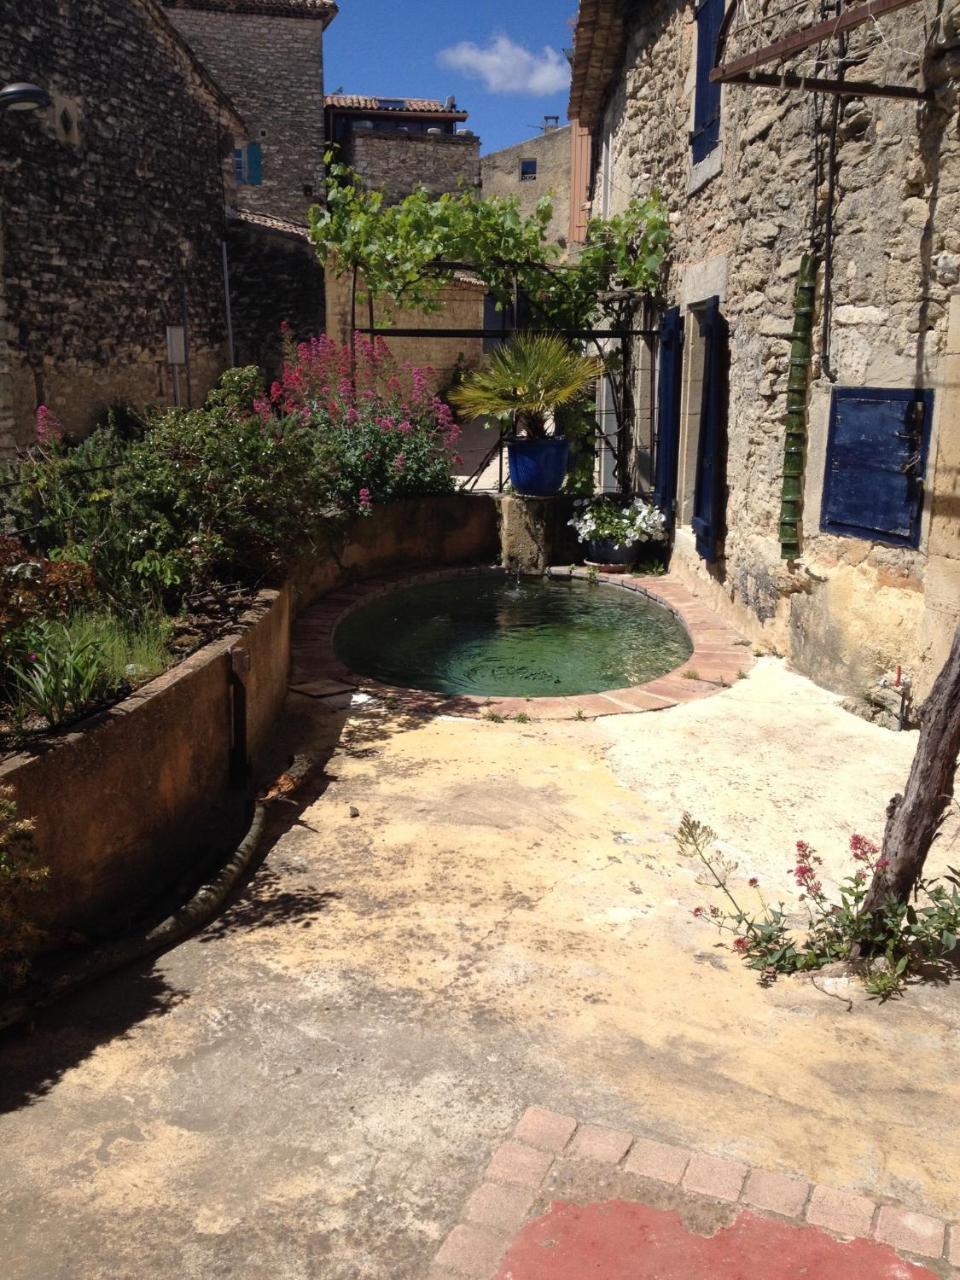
[324,0,575,154]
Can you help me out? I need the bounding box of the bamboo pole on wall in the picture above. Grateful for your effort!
[779,253,817,559]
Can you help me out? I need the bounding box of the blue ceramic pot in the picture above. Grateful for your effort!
[507,437,570,497]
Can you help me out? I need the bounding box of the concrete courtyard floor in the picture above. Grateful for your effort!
[1,658,959,1278]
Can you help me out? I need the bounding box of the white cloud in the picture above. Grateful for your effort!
[437,34,570,97]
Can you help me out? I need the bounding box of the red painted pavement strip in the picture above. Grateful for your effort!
[494,1200,939,1280]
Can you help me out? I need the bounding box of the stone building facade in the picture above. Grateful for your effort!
[481,124,573,249]
[351,131,480,205]
[165,0,336,224]
[0,0,246,452]
[323,95,484,384]
[570,0,960,702]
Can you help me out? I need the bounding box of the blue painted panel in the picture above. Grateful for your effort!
[692,297,728,562]
[246,141,263,186]
[691,0,722,164]
[821,387,932,548]
[654,307,684,521]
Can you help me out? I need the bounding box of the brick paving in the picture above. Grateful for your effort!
[291,565,755,721]
[428,1107,957,1278]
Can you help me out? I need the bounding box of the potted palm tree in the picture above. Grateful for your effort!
[451,334,602,497]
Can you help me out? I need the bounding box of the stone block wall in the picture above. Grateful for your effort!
[481,125,572,249]
[595,0,960,699]
[165,5,329,224]
[0,0,240,450]
[324,269,485,387]
[351,131,481,204]
[226,222,325,377]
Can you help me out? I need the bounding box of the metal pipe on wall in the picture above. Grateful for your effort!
[221,239,236,368]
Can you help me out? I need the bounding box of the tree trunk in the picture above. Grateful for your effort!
[861,623,960,912]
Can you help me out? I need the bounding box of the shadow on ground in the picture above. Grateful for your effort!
[0,684,451,1120]
[0,960,187,1114]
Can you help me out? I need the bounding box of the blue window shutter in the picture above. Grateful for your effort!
[691,0,722,164]
[692,296,728,562]
[245,141,263,186]
[821,387,932,548]
[654,306,684,522]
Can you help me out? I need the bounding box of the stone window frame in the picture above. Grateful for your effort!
[519,158,538,182]
[673,258,729,530]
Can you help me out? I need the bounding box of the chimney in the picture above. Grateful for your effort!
[445,95,457,111]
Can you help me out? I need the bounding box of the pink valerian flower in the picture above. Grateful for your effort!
[397,420,413,436]
[358,487,373,511]
[252,395,273,424]
[850,833,880,863]
[35,404,64,444]
[452,454,463,467]
[692,906,705,919]
[393,452,407,472]
[748,877,759,888]
[732,937,750,954]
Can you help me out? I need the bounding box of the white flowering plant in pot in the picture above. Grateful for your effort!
[569,497,668,567]
[569,496,667,547]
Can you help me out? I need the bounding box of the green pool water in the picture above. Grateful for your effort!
[334,574,693,698]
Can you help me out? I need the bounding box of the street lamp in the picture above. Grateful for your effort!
[0,83,51,114]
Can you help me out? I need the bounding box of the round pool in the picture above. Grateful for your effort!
[333,574,693,698]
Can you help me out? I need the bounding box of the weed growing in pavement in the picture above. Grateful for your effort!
[678,813,960,1000]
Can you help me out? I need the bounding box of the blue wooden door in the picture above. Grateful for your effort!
[692,296,728,562]
[653,307,684,523]
[821,387,932,548]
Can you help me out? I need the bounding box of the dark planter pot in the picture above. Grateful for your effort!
[507,437,570,497]
[584,538,636,565]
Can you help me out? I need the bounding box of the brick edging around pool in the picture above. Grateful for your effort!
[289,566,756,721]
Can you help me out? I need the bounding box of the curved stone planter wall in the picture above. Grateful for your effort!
[0,495,499,940]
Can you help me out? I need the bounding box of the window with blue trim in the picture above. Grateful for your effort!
[233,141,263,186]
[691,0,723,164]
[820,387,933,548]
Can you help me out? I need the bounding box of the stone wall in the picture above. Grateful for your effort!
[0,0,241,450]
[351,131,481,204]
[594,0,960,700]
[481,125,572,249]
[324,270,485,385]
[226,222,325,377]
[1,495,498,938]
[165,5,329,223]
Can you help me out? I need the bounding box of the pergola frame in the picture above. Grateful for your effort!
[710,0,932,99]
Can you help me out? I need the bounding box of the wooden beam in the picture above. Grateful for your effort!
[711,0,924,81]
[357,327,656,339]
[716,68,930,98]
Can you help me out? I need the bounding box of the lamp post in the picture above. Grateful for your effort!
[0,83,51,114]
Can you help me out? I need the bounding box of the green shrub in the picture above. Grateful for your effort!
[7,611,172,729]
[266,334,460,516]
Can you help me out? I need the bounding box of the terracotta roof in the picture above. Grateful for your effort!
[164,0,337,22]
[325,94,468,118]
[568,0,627,133]
[228,208,311,239]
